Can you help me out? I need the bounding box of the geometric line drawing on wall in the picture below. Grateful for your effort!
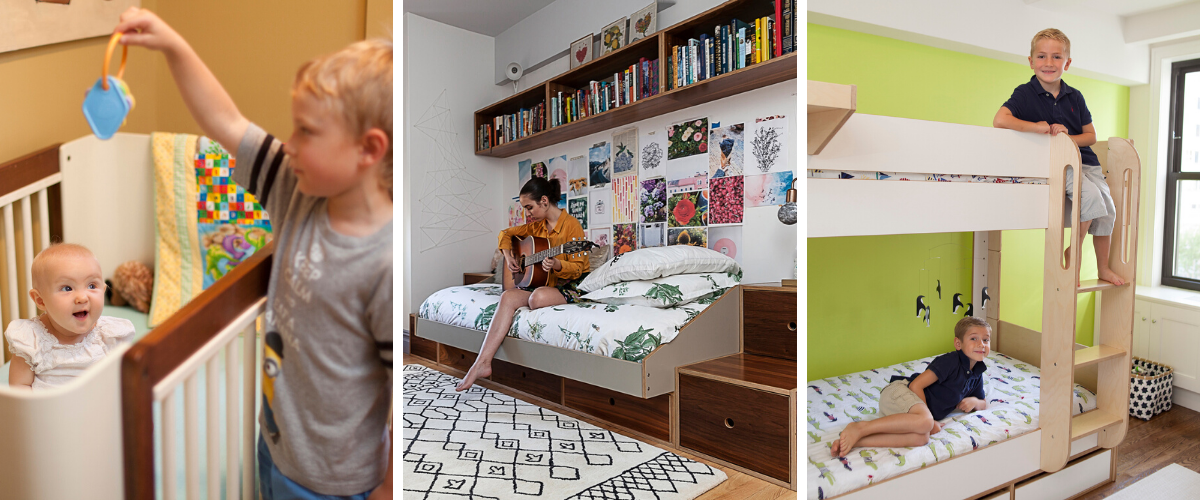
[415,90,493,252]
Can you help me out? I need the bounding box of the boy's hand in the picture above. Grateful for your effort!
[1031,121,1052,134]
[930,421,943,434]
[957,397,981,413]
[113,7,185,55]
[1049,123,1069,136]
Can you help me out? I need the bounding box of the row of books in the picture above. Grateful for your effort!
[551,58,660,128]
[477,102,546,150]
[666,0,797,90]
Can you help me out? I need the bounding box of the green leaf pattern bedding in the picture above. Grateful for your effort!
[419,283,712,362]
[805,351,1098,500]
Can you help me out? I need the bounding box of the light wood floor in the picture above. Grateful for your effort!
[401,354,798,499]
[1078,404,1200,499]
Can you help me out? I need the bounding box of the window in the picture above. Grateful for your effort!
[1163,59,1200,290]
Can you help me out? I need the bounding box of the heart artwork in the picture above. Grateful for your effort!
[576,46,588,62]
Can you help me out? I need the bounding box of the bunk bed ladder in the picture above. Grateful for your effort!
[1040,137,1141,473]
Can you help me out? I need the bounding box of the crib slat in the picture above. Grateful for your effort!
[163,388,179,500]
[36,188,49,252]
[206,357,220,500]
[20,196,33,317]
[243,319,258,500]
[225,342,240,500]
[186,375,201,500]
[4,204,17,324]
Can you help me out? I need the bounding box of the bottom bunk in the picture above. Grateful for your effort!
[415,283,743,399]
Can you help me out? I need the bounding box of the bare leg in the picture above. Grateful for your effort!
[456,289,531,391]
[1065,219,1091,269]
[830,405,934,457]
[853,432,930,449]
[1094,235,1125,286]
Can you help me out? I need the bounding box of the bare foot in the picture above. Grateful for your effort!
[455,362,491,392]
[1098,267,1126,287]
[831,421,865,458]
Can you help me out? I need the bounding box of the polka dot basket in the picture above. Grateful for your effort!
[1129,357,1173,421]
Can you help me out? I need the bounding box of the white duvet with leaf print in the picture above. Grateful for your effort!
[805,351,1098,500]
[418,283,717,362]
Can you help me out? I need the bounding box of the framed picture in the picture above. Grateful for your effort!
[570,33,593,69]
[601,17,627,55]
[629,2,657,42]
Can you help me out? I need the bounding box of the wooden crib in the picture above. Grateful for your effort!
[0,136,270,500]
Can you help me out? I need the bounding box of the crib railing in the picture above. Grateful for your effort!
[123,242,273,500]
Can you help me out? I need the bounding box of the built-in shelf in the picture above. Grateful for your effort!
[1073,344,1126,368]
[475,0,797,158]
[1077,279,1129,294]
[807,80,856,155]
[1070,409,1122,441]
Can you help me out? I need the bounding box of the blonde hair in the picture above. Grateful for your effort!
[292,38,393,195]
[31,243,98,291]
[954,316,991,342]
[1030,28,1070,57]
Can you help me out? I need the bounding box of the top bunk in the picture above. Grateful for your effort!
[805,81,1142,239]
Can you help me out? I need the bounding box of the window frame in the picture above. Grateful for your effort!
[1161,58,1200,290]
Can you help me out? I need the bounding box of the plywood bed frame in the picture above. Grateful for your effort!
[415,285,742,399]
[807,81,1140,500]
[0,135,270,500]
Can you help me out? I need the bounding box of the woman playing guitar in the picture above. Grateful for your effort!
[456,177,589,391]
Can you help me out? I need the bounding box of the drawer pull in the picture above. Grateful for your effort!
[788,321,797,331]
[521,371,527,378]
[725,418,735,429]
[609,398,616,406]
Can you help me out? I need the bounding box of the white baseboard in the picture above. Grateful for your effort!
[1173,385,1200,412]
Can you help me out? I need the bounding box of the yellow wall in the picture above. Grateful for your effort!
[0,0,380,165]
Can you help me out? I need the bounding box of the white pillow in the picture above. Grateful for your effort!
[582,272,740,307]
[579,246,741,292]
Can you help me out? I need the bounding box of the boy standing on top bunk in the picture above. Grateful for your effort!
[830,317,991,457]
[113,8,393,499]
[993,28,1125,286]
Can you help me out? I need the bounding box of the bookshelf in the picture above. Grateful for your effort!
[475,0,797,158]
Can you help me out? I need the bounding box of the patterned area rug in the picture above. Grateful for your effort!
[403,364,727,499]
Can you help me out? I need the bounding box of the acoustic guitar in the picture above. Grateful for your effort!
[502,235,596,291]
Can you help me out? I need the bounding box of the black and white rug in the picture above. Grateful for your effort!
[402,364,727,499]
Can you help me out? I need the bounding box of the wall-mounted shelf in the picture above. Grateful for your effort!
[807,80,856,155]
[475,0,797,158]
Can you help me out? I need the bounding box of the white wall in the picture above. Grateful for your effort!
[503,81,799,285]
[404,13,509,320]
[808,0,1149,85]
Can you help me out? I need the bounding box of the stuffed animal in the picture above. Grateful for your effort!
[109,261,154,313]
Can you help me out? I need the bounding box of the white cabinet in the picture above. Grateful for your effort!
[1136,297,1200,393]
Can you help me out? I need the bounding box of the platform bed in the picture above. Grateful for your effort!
[807,81,1141,500]
[414,284,742,399]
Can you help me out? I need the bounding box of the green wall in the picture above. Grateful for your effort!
[807,24,1129,381]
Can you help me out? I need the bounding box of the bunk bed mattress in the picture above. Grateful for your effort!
[805,351,1098,500]
[418,283,714,362]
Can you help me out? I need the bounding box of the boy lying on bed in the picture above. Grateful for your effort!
[830,316,991,457]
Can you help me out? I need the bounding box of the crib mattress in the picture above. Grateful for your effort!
[418,283,713,362]
[805,351,1098,500]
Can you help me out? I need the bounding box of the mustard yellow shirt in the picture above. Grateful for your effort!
[497,213,588,287]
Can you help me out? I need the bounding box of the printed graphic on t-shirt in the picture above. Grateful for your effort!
[262,239,325,444]
[263,330,284,443]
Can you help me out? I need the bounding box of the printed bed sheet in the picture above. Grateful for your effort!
[806,351,1098,500]
[418,283,714,362]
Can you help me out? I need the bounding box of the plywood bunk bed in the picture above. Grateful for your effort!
[0,136,271,499]
[806,81,1140,500]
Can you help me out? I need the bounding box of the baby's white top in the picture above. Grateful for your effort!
[4,316,135,390]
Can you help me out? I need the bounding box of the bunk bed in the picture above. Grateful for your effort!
[806,81,1140,500]
[0,136,268,499]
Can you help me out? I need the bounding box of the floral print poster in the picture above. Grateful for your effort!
[613,127,638,178]
[639,129,666,179]
[668,227,707,247]
[613,223,637,256]
[668,190,708,227]
[568,155,589,197]
[709,175,744,224]
[640,178,666,223]
[747,115,788,174]
[667,118,708,160]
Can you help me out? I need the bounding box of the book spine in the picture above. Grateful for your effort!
[782,0,792,54]
[775,0,782,57]
[707,38,713,79]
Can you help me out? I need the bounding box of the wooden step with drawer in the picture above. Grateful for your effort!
[676,353,798,489]
[742,284,797,360]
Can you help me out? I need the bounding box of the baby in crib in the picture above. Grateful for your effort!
[993,28,1124,286]
[5,243,134,390]
[830,316,990,457]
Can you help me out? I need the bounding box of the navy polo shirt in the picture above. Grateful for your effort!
[890,350,987,420]
[1002,76,1099,166]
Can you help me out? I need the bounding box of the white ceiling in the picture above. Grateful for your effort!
[403,0,559,37]
[1024,0,1195,17]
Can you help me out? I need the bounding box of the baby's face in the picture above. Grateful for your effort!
[36,255,104,336]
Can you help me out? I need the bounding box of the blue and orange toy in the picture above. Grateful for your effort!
[82,33,136,140]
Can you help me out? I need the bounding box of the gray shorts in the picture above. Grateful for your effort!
[879,380,926,417]
[1064,164,1115,237]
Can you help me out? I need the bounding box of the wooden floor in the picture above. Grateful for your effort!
[1079,405,1200,499]
[401,353,797,499]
